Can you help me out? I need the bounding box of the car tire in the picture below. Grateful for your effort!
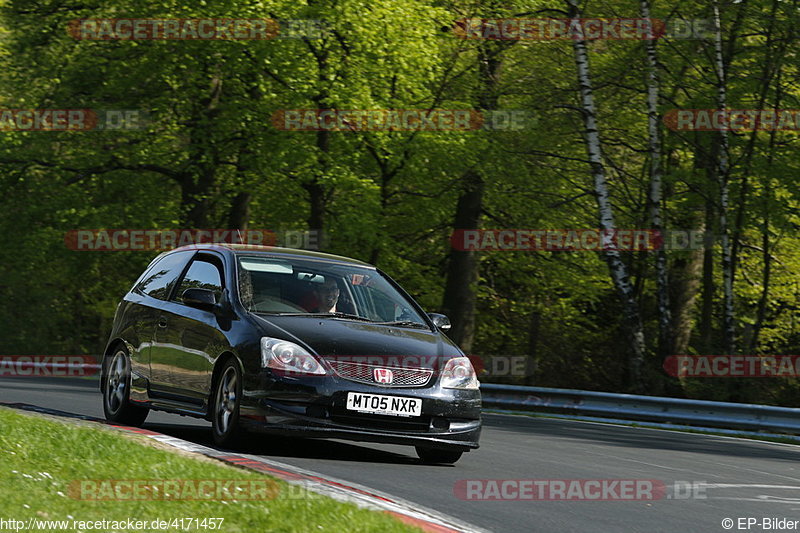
[102,346,149,427]
[415,446,463,465]
[211,360,243,448]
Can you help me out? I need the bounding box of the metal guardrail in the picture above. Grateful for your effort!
[480,383,800,435]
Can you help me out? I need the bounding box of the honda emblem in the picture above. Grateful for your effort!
[373,368,394,384]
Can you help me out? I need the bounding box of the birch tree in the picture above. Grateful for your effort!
[712,0,736,354]
[567,0,647,389]
[640,0,671,362]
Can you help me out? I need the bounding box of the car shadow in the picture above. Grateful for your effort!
[143,422,421,465]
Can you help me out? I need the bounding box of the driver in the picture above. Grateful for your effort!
[304,278,340,313]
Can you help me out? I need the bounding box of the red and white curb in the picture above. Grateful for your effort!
[1,402,486,533]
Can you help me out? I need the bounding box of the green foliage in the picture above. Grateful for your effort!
[1,0,800,403]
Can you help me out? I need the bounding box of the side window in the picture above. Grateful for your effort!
[136,251,194,301]
[173,256,224,304]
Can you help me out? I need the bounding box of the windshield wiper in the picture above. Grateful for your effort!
[275,312,376,322]
[375,320,430,329]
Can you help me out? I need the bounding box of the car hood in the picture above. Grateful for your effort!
[251,314,463,364]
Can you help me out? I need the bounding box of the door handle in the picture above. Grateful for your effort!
[157,316,167,328]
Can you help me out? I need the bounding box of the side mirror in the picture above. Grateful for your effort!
[181,288,217,311]
[428,313,451,332]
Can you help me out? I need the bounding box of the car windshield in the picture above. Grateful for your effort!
[235,255,428,327]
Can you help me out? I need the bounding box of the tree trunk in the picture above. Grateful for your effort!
[304,44,334,245]
[525,309,541,386]
[303,179,327,236]
[181,168,218,228]
[670,149,707,358]
[669,234,704,357]
[180,71,223,228]
[228,192,251,230]
[440,39,506,352]
[750,81,783,352]
[641,0,671,363]
[731,0,782,301]
[750,212,772,353]
[302,122,331,241]
[699,197,716,353]
[568,0,647,391]
[441,170,484,352]
[712,0,736,354]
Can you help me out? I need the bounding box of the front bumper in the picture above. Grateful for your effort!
[239,373,482,451]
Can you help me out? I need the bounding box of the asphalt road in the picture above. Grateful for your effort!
[3,376,800,533]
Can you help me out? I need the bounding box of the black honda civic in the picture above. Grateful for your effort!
[101,244,481,464]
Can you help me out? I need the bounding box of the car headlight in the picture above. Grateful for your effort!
[440,357,479,390]
[260,337,326,376]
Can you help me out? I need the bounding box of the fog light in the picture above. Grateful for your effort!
[430,417,450,430]
[306,406,328,419]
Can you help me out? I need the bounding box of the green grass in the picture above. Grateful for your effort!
[0,408,420,532]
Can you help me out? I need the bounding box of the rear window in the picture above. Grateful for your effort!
[135,251,194,300]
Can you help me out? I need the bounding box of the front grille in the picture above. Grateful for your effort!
[328,361,433,388]
[330,411,431,432]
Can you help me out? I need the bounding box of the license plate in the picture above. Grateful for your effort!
[346,392,421,417]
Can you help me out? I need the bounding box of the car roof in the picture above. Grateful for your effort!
[170,243,375,267]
